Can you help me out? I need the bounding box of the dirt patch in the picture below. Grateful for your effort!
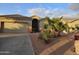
[29,33,59,55]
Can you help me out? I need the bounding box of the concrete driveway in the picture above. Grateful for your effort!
[0,33,34,55]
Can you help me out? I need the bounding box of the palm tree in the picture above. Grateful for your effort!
[39,16,70,44]
[47,16,69,36]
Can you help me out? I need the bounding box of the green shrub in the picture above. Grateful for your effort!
[39,29,53,44]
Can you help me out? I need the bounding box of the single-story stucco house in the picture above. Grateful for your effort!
[0,14,41,33]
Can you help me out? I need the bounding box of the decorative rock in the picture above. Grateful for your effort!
[74,33,79,54]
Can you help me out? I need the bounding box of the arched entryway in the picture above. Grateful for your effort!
[32,19,39,32]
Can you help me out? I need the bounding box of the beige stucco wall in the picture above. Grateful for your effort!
[62,19,79,28]
[0,22,29,33]
[62,19,79,32]
[0,17,30,33]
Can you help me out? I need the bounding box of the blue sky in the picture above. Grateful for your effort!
[0,3,79,17]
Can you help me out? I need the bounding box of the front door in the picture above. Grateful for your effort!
[32,19,39,32]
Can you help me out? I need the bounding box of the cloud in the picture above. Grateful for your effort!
[27,8,67,18]
[69,3,79,11]
[27,8,47,17]
[68,3,79,18]
[27,4,79,18]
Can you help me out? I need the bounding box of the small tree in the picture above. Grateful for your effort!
[47,16,69,36]
[39,16,70,43]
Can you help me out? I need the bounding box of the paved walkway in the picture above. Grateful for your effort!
[0,33,34,55]
[40,33,76,55]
